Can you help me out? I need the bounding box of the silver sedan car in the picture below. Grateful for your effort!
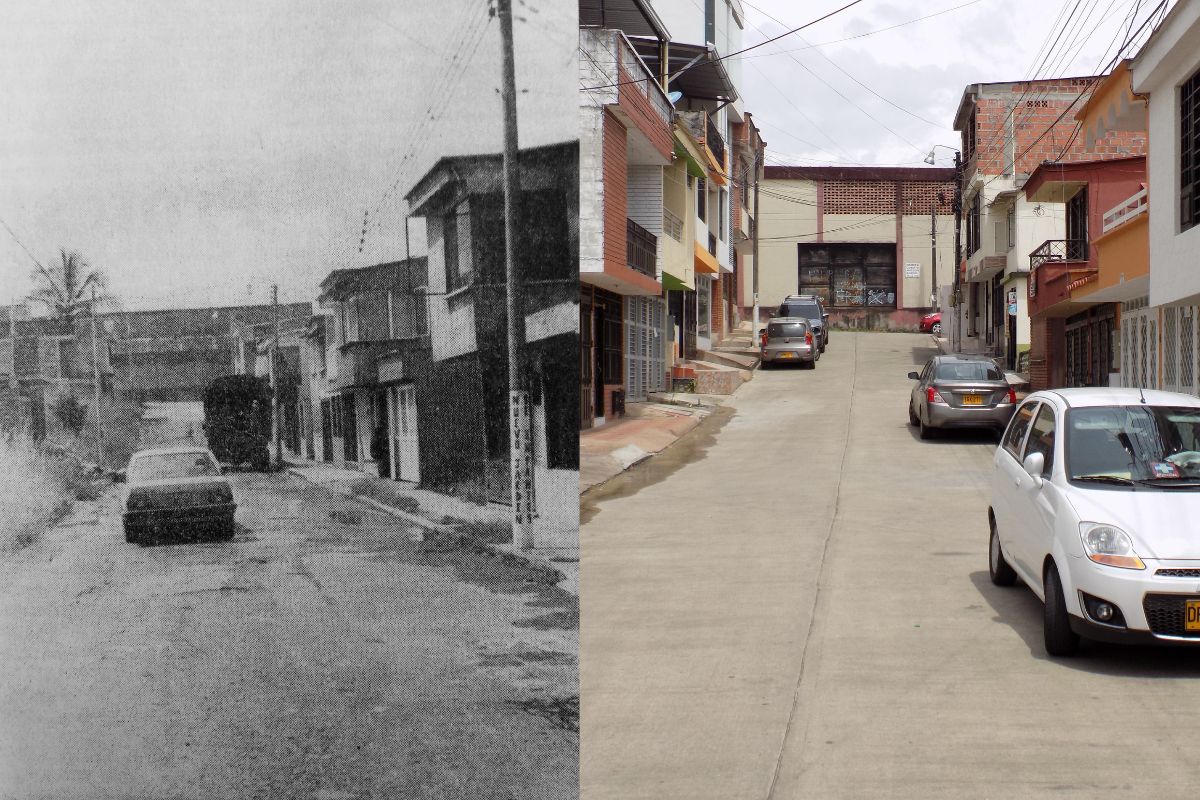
[907,354,1017,439]
[759,317,819,368]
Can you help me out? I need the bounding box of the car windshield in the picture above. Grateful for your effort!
[780,302,821,318]
[934,361,1003,381]
[129,452,221,482]
[768,322,807,338]
[1067,406,1200,484]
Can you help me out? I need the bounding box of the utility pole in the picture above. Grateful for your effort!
[952,150,963,353]
[89,286,104,467]
[497,0,535,550]
[271,284,282,468]
[930,204,938,310]
[751,146,761,336]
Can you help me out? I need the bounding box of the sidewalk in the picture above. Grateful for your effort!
[580,396,725,495]
[287,460,578,595]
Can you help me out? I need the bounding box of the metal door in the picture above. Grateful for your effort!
[389,384,420,483]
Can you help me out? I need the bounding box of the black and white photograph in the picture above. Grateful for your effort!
[1,2,578,798]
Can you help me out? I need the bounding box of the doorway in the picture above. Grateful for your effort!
[388,384,420,483]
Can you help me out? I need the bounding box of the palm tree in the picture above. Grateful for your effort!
[27,248,109,328]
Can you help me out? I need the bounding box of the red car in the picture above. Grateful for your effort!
[919,312,942,334]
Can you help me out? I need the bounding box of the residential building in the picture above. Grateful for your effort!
[951,77,1146,369]
[730,113,764,329]
[754,166,957,329]
[406,141,578,502]
[1130,1,1200,395]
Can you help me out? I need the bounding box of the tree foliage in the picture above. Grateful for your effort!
[27,249,109,324]
[52,393,88,435]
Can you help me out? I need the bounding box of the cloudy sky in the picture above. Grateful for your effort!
[0,0,574,311]
[737,0,1171,169]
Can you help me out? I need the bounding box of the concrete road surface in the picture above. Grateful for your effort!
[581,331,1200,800]
[1,472,576,800]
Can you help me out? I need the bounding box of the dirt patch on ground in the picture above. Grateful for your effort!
[508,696,579,733]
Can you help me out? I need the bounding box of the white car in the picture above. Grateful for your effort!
[988,387,1200,655]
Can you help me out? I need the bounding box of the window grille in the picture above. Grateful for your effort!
[1182,306,1196,391]
[1164,306,1178,389]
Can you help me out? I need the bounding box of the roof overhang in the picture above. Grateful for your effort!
[579,0,669,41]
[632,40,738,103]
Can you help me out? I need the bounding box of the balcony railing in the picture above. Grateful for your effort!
[627,218,657,279]
[1029,239,1088,272]
[706,114,726,168]
[1102,188,1148,233]
[614,33,672,128]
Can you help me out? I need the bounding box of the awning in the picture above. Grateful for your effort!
[661,270,690,291]
[632,40,738,103]
[694,241,719,274]
[580,0,669,41]
[674,139,707,179]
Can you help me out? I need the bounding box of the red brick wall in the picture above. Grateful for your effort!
[603,110,628,277]
[965,81,1147,177]
[820,179,956,215]
[712,278,724,338]
[617,65,674,162]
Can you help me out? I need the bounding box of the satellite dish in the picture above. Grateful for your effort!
[667,90,683,104]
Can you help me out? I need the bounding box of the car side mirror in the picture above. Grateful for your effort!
[1022,452,1045,485]
[907,371,920,380]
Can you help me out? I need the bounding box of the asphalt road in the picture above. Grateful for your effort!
[0,471,576,800]
[581,331,1200,800]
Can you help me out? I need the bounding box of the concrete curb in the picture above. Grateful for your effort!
[285,466,566,585]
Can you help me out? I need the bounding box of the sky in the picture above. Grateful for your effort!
[736,0,1172,170]
[0,0,575,311]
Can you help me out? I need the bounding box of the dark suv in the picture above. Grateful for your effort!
[776,295,830,352]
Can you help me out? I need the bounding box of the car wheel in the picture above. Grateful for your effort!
[124,525,140,545]
[1043,563,1080,656]
[931,322,942,335]
[918,415,935,440]
[908,403,919,427]
[988,520,1017,587]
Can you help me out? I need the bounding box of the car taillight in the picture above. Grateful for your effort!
[805,331,813,345]
[926,386,946,404]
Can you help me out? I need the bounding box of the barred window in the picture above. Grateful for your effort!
[1182,68,1200,231]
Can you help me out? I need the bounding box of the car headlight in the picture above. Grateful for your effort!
[1079,522,1145,570]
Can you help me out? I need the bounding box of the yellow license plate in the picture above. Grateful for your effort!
[778,352,794,358]
[1186,600,1200,631]
[962,394,984,405]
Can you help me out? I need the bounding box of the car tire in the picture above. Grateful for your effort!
[124,525,140,545]
[918,415,935,440]
[931,322,942,335]
[908,403,919,427]
[988,520,1017,587]
[1043,563,1080,657]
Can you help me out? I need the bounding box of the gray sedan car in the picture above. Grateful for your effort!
[759,317,818,368]
[907,354,1016,439]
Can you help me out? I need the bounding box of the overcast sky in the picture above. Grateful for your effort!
[737,0,1171,170]
[0,0,574,311]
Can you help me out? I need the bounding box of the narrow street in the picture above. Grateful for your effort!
[581,331,1200,800]
[0,472,577,800]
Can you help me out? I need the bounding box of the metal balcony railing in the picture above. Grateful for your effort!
[627,218,657,279]
[1030,239,1088,271]
[706,115,726,168]
[614,33,673,128]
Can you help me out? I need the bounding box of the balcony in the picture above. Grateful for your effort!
[1029,239,1088,272]
[331,338,428,391]
[580,29,673,163]
[627,218,657,279]
[1102,188,1148,233]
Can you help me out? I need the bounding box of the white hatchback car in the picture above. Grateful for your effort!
[988,388,1200,655]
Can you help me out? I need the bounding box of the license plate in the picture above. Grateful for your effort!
[1186,600,1200,631]
[962,394,984,405]
[778,352,794,358]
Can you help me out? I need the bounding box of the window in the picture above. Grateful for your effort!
[1025,404,1056,476]
[1066,188,1089,260]
[1006,204,1015,250]
[963,106,977,162]
[717,189,726,241]
[967,198,981,255]
[797,243,896,308]
[934,361,1003,381]
[444,203,470,291]
[767,321,808,339]
[1003,401,1038,458]
[697,178,706,221]
[1181,67,1200,231]
[664,209,683,242]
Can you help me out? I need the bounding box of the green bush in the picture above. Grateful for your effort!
[53,393,88,435]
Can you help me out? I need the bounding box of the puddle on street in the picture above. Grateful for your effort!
[580,403,735,525]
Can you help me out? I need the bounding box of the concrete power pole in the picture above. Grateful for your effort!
[751,147,761,335]
[930,205,938,309]
[497,0,535,550]
[953,151,963,353]
[271,284,282,468]
[89,286,104,466]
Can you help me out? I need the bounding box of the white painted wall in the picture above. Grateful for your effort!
[425,210,477,363]
[1131,1,1200,307]
[579,30,613,280]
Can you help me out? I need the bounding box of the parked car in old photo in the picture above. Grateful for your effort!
[908,354,1016,439]
[119,446,237,545]
[988,388,1200,655]
[759,318,819,368]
